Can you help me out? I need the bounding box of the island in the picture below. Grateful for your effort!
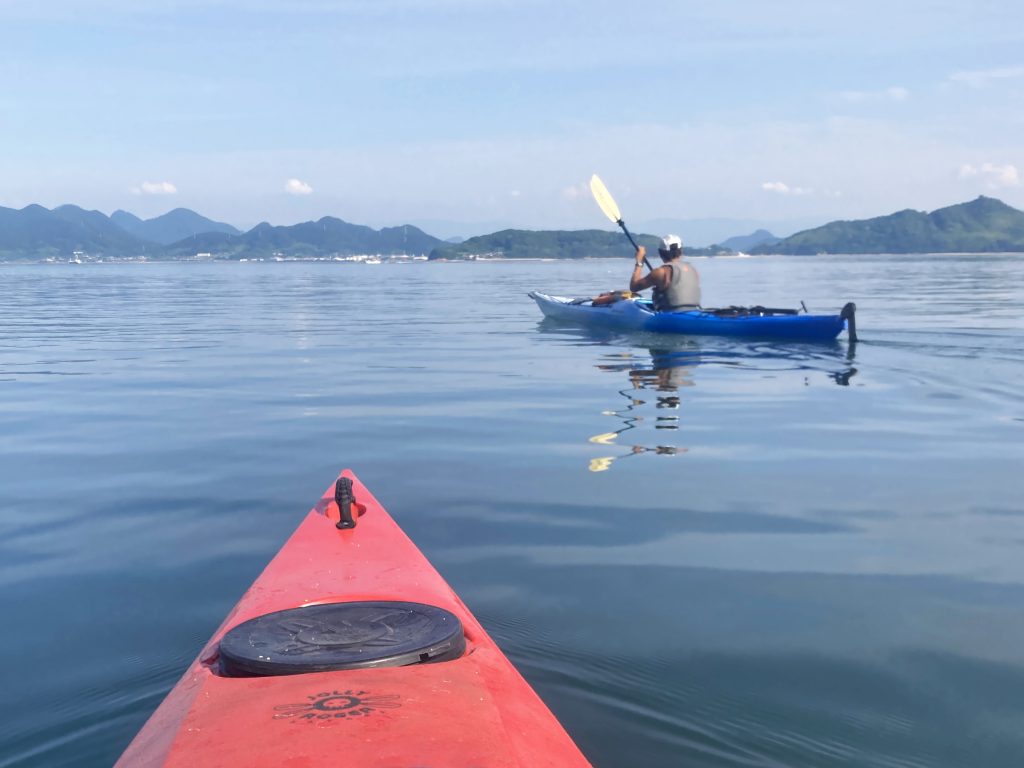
[753,197,1024,255]
[2,196,1023,262]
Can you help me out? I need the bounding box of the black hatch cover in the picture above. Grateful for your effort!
[219,600,465,677]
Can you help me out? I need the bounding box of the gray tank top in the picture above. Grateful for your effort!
[653,262,701,310]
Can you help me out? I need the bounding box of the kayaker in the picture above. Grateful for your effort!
[630,235,701,310]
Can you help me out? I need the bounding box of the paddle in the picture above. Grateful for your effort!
[590,174,653,271]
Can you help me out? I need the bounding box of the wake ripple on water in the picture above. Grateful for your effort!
[1,258,1023,768]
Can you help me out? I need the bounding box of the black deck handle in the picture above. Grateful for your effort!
[335,477,357,529]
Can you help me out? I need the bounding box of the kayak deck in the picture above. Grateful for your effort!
[530,291,855,341]
[116,471,592,767]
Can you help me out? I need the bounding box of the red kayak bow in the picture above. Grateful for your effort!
[116,471,592,767]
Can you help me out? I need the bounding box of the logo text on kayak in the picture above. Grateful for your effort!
[273,690,402,722]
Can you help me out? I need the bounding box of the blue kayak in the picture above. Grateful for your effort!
[529,292,857,342]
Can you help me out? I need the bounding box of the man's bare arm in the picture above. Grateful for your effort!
[629,247,666,292]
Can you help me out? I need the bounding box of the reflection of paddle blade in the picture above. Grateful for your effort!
[589,457,615,472]
[589,174,622,224]
[588,431,619,445]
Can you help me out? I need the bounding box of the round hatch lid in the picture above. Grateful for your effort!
[219,600,465,677]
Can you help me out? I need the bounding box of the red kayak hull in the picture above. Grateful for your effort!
[116,471,592,767]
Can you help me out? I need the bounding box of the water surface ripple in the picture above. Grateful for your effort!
[1,255,1022,767]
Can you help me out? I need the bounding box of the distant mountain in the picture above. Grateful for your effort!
[160,217,443,259]
[755,197,1024,254]
[11,197,1019,261]
[428,229,729,260]
[719,229,780,252]
[634,217,819,247]
[406,218,517,241]
[111,208,240,245]
[0,204,154,259]
[0,205,443,260]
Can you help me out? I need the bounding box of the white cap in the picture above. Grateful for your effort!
[660,234,682,251]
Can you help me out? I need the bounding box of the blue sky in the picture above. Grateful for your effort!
[2,0,1023,238]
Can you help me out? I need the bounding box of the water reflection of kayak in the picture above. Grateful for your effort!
[529,292,856,342]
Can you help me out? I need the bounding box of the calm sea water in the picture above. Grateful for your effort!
[1,255,1022,767]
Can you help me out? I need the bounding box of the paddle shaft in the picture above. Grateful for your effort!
[618,221,654,271]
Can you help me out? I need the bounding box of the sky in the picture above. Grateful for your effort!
[2,0,1023,239]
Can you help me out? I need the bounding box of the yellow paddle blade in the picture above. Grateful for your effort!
[589,456,615,473]
[589,174,622,224]
[588,431,619,445]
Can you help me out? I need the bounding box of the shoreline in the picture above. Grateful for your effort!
[4,251,1024,266]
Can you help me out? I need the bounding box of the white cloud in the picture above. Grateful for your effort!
[958,163,1020,188]
[838,86,908,103]
[949,66,1024,89]
[133,180,177,195]
[284,178,313,195]
[761,181,813,195]
[561,183,588,200]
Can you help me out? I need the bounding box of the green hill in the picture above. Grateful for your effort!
[111,208,240,244]
[0,206,442,260]
[0,204,155,260]
[428,229,728,260]
[160,217,442,258]
[719,229,780,251]
[11,196,1018,261]
[755,197,1024,254]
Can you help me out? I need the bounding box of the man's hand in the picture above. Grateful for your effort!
[629,245,651,292]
